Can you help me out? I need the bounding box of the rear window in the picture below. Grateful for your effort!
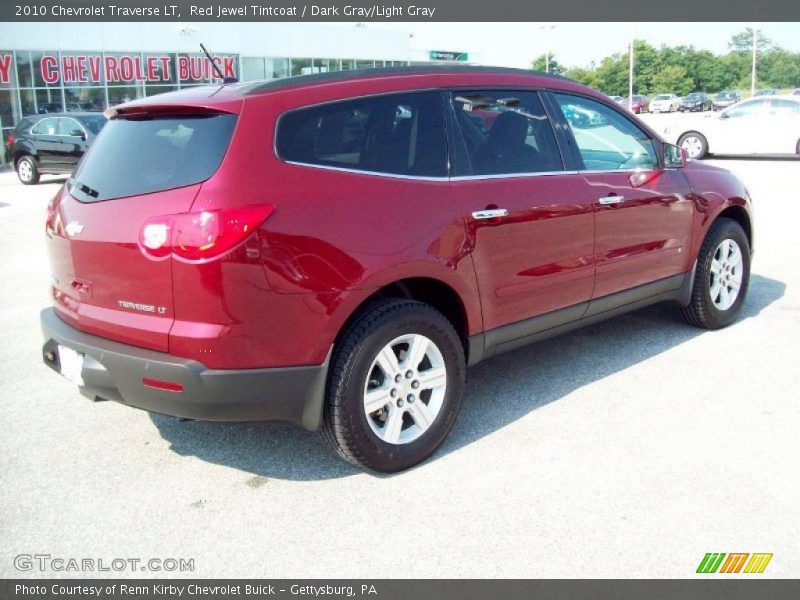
[79,115,107,135]
[69,113,237,202]
[275,91,447,177]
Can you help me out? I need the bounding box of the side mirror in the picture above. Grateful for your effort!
[70,129,85,140]
[664,143,687,168]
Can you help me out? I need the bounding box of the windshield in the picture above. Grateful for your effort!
[70,113,237,202]
[717,92,735,99]
[655,95,671,100]
[686,93,702,100]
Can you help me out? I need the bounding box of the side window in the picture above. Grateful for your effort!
[276,91,447,177]
[31,118,57,135]
[725,99,768,118]
[769,99,800,115]
[57,118,83,136]
[553,93,658,171]
[450,90,563,175]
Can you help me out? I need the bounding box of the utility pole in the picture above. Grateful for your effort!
[628,39,634,111]
[751,27,758,97]
[539,23,556,73]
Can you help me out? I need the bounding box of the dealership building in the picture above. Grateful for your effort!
[0,21,443,162]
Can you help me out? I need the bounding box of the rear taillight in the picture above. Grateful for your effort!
[5,132,15,149]
[139,204,275,262]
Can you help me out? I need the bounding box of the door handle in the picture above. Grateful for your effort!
[598,195,624,205]
[472,209,509,220]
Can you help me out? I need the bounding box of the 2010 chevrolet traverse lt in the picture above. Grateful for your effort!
[41,67,753,472]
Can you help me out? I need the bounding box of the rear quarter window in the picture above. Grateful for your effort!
[69,113,237,202]
[275,91,447,178]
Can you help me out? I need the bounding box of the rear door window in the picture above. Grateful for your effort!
[449,90,564,175]
[553,93,658,171]
[69,113,237,202]
[276,91,447,177]
[31,118,57,135]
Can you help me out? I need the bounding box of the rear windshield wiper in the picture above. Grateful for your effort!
[69,178,100,198]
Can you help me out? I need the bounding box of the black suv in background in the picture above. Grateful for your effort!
[713,90,741,110]
[6,112,107,184]
[679,92,712,112]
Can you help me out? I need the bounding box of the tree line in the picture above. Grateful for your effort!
[532,28,800,97]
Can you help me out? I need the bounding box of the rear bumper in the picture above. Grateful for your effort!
[40,308,329,430]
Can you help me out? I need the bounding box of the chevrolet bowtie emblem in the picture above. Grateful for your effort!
[65,221,84,237]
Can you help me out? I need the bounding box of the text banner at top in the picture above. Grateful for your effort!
[3,0,800,22]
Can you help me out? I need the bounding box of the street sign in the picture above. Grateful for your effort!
[429,51,469,62]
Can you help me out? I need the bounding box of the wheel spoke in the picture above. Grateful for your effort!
[728,245,742,267]
[381,406,404,444]
[408,401,435,430]
[376,346,399,378]
[709,280,722,302]
[728,278,740,292]
[404,335,429,370]
[717,239,729,261]
[418,366,446,391]
[719,286,730,309]
[364,386,392,414]
[710,259,722,275]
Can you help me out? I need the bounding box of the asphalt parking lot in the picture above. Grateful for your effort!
[1,150,799,578]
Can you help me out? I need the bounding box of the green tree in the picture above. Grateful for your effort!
[649,65,693,96]
[728,28,772,52]
[531,53,565,75]
[566,67,603,91]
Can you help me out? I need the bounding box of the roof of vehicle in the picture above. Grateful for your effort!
[108,65,602,117]
[238,65,574,95]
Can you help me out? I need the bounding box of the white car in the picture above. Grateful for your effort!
[668,95,800,159]
[648,93,681,113]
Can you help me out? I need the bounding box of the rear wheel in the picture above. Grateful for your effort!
[682,218,750,329]
[16,155,39,185]
[321,299,466,472]
[679,131,708,160]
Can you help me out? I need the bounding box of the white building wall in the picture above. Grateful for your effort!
[0,22,412,61]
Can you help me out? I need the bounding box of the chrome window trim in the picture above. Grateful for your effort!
[283,162,670,182]
[284,160,450,182]
[449,170,577,181]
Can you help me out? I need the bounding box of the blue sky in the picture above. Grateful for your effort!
[355,22,800,68]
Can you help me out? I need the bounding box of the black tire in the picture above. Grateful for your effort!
[678,131,709,160]
[321,299,466,472]
[682,218,750,330]
[16,155,40,185]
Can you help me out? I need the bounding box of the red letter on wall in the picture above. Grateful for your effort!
[41,55,59,84]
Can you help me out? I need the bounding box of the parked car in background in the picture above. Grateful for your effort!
[755,88,779,97]
[793,88,800,96]
[7,112,107,184]
[648,93,681,113]
[669,95,800,159]
[627,94,649,114]
[608,95,625,105]
[40,66,753,472]
[713,91,741,110]
[679,92,713,112]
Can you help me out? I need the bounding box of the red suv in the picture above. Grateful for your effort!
[41,67,753,472]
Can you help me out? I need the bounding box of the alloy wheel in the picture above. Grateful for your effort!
[18,160,33,182]
[709,239,744,311]
[681,136,703,158]
[363,334,447,445]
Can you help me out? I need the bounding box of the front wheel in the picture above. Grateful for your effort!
[682,218,750,329]
[321,299,466,472]
[678,131,708,159]
[16,155,40,185]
